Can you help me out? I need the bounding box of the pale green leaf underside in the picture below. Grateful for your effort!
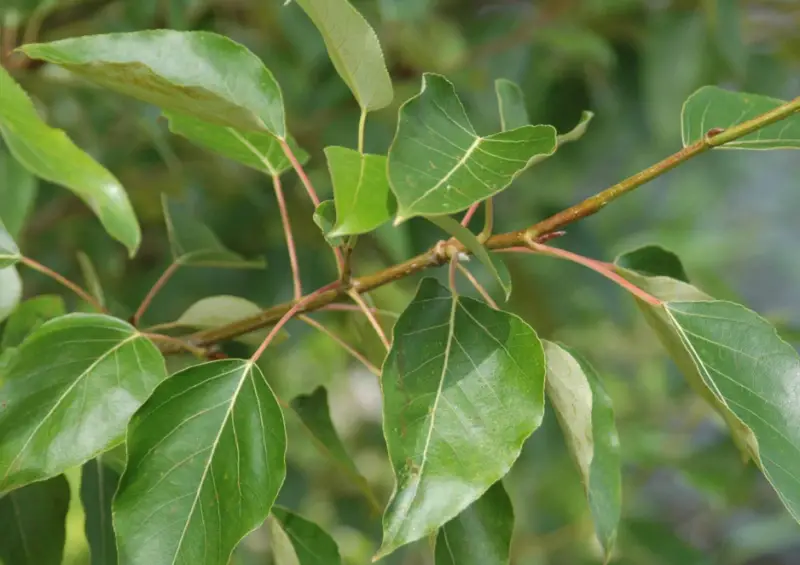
[682,86,800,149]
[0,218,20,268]
[389,74,557,221]
[22,30,286,136]
[165,112,307,176]
[293,0,393,111]
[426,214,512,300]
[378,278,545,558]
[176,295,281,347]
[0,314,166,493]
[163,195,264,268]
[0,66,140,255]
[0,266,22,324]
[270,506,342,565]
[558,111,595,145]
[313,200,345,247]
[543,341,621,556]
[665,301,800,522]
[494,79,528,132]
[325,146,395,236]
[434,481,514,565]
[113,359,286,565]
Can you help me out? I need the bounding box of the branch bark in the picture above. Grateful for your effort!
[157,95,800,353]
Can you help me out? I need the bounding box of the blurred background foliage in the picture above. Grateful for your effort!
[1,0,800,563]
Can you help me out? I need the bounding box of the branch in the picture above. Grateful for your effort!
[132,262,180,326]
[156,95,800,353]
[272,173,302,300]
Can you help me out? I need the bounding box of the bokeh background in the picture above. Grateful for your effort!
[2,0,800,563]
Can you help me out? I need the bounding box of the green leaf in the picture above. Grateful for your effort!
[663,301,800,521]
[0,66,140,255]
[0,147,38,239]
[388,74,557,221]
[0,218,21,268]
[313,200,346,248]
[77,252,106,308]
[434,481,513,565]
[175,295,285,347]
[682,86,800,149]
[495,79,529,132]
[113,359,286,565]
[21,30,286,136]
[0,314,166,493]
[426,214,512,300]
[558,111,595,145]
[325,146,395,237]
[0,266,22,325]
[543,341,621,557]
[163,195,264,268]
[269,506,342,565]
[377,278,545,558]
[614,244,689,282]
[291,387,377,509]
[1,295,66,349]
[293,0,393,111]
[0,475,70,565]
[164,112,308,176]
[81,457,120,565]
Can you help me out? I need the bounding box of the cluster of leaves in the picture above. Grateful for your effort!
[1,1,799,564]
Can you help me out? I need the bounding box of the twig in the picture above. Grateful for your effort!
[457,263,498,309]
[298,315,380,376]
[347,290,390,351]
[143,333,206,358]
[132,262,180,326]
[272,173,302,299]
[21,256,107,313]
[321,303,399,318]
[251,282,339,362]
[505,243,661,306]
[461,202,480,227]
[153,95,800,353]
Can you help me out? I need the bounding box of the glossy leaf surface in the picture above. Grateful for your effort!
[293,0,393,111]
[164,195,264,268]
[377,278,545,557]
[0,475,70,565]
[165,112,307,175]
[0,66,140,255]
[325,146,394,236]
[81,457,120,565]
[0,314,166,492]
[22,31,286,136]
[388,74,557,220]
[270,506,342,565]
[113,359,286,565]
[682,86,800,149]
[434,481,513,565]
[543,341,621,556]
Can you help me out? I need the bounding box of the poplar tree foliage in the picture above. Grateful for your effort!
[0,1,799,565]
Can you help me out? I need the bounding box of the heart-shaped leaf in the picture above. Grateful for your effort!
[0,218,20,268]
[426,214,512,300]
[388,74,557,221]
[615,246,800,522]
[0,147,38,239]
[434,481,514,565]
[291,387,377,509]
[163,195,264,268]
[0,475,70,565]
[543,341,621,557]
[22,31,286,136]
[0,314,166,493]
[113,359,286,565]
[164,112,308,176]
[0,266,22,324]
[325,146,395,237]
[175,295,285,347]
[313,200,345,248]
[269,507,342,565]
[0,67,140,255]
[377,278,545,558]
[682,86,800,149]
[1,295,65,349]
[293,0,393,111]
[495,79,529,132]
[81,457,120,565]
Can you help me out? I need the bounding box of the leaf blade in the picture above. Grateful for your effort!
[270,506,342,565]
[494,79,528,132]
[81,458,120,565]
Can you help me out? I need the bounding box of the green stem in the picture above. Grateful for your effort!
[357,108,367,154]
